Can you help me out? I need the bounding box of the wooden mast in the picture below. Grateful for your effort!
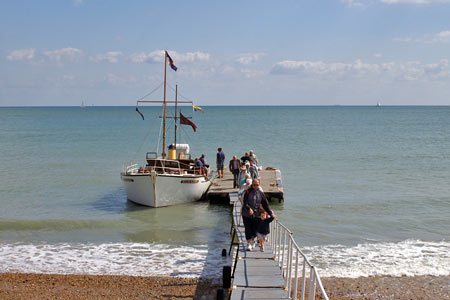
[174,84,178,149]
[162,51,167,158]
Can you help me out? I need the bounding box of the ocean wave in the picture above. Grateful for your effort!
[0,242,230,279]
[0,239,448,279]
[304,239,450,278]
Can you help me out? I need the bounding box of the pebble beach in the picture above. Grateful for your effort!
[1,273,449,300]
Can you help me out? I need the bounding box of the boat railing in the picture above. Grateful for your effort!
[146,159,203,175]
[123,155,204,176]
[122,162,140,174]
[270,220,329,300]
[145,152,158,160]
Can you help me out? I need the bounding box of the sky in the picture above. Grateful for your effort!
[1,0,450,106]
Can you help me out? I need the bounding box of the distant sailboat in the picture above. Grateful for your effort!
[81,101,85,108]
[376,101,381,107]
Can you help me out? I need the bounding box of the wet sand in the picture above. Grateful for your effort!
[0,273,449,299]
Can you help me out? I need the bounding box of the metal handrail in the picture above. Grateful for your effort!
[270,219,329,300]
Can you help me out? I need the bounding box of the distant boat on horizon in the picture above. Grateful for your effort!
[376,101,381,107]
[81,101,85,108]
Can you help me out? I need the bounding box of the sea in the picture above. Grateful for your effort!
[0,106,449,279]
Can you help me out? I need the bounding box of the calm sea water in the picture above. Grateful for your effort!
[0,106,449,278]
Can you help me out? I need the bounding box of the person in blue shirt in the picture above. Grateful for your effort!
[216,148,225,178]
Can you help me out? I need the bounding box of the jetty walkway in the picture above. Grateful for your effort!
[223,192,329,300]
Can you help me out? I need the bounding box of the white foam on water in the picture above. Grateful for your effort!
[304,239,450,278]
[0,242,230,279]
[1,239,448,279]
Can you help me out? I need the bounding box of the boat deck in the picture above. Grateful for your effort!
[206,168,284,203]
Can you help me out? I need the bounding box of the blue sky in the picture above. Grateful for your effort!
[1,0,450,106]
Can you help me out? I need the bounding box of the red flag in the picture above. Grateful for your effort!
[179,112,196,132]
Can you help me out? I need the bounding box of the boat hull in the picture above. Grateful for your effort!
[121,172,211,207]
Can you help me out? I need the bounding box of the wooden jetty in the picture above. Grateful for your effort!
[206,167,284,203]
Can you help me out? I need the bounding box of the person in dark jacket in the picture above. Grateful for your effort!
[242,178,272,251]
[241,152,250,164]
[229,155,242,188]
[256,207,276,252]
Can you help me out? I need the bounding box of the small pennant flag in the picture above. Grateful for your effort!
[136,107,144,120]
[165,51,177,71]
[179,112,197,132]
[192,104,203,112]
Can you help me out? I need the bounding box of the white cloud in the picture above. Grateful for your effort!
[341,0,366,7]
[105,73,138,87]
[343,0,450,7]
[270,59,450,81]
[44,47,84,65]
[129,50,210,64]
[374,53,383,58]
[424,59,449,78]
[176,51,210,62]
[433,31,450,42]
[271,59,379,77]
[394,30,450,43]
[73,0,83,7]
[235,53,266,65]
[381,0,450,3]
[90,51,123,63]
[239,68,265,78]
[129,50,161,63]
[6,48,35,61]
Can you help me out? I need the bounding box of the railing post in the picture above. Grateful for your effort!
[281,230,287,277]
[279,224,284,268]
[293,248,299,300]
[301,258,306,300]
[287,237,293,296]
[307,267,316,300]
[275,222,279,262]
[273,221,278,260]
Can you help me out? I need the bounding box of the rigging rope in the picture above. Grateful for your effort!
[137,82,164,102]
[156,104,164,155]
[134,124,155,159]
[167,84,193,102]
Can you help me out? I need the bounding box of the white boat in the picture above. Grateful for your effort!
[376,101,381,107]
[120,51,211,207]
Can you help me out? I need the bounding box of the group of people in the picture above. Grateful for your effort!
[216,148,261,189]
[216,147,276,252]
[194,154,207,174]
